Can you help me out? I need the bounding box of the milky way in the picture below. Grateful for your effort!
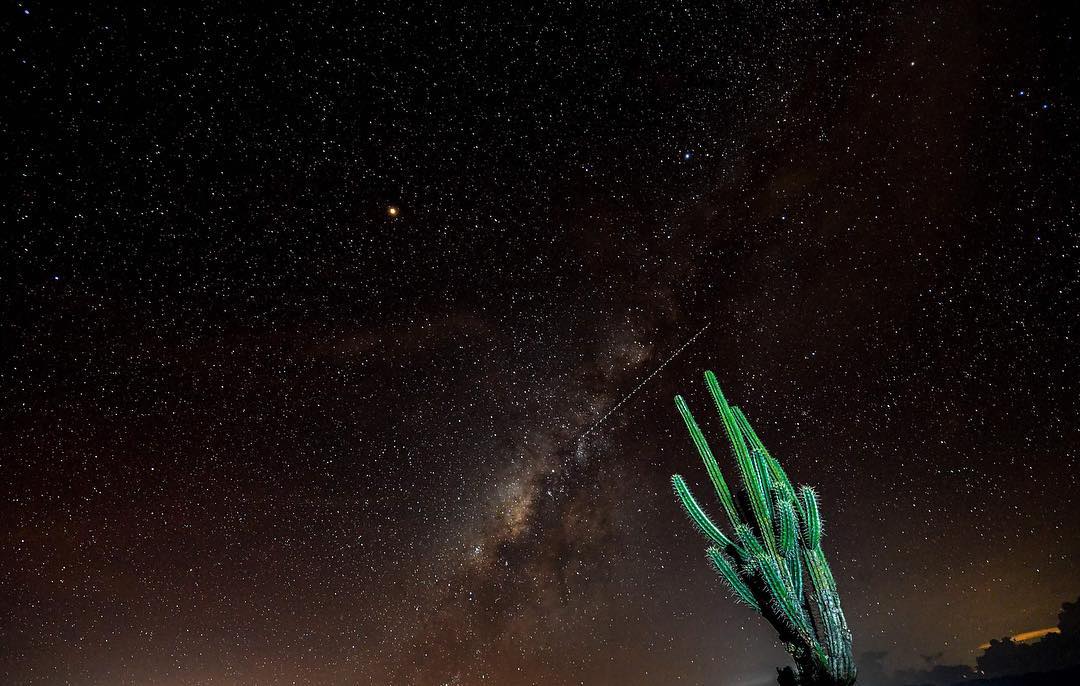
[3,3,1078,686]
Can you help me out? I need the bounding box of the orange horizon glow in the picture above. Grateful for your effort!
[978,626,1060,651]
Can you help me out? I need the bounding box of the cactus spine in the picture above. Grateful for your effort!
[671,372,856,686]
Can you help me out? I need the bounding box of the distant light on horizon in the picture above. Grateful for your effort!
[978,627,1060,651]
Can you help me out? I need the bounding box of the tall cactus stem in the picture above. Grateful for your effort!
[675,395,743,532]
[704,372,779,558]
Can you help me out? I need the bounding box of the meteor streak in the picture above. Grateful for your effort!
[576,322,711,446]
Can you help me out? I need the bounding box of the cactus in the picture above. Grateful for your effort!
[671,371,856,686]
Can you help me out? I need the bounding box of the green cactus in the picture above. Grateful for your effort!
[671,371,856,686]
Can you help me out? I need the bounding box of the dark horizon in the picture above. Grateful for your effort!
[3,2,1078,685]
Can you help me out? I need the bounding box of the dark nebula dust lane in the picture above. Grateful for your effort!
[2,3,1079,685]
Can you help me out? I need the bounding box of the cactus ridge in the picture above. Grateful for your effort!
[672,373,856,686]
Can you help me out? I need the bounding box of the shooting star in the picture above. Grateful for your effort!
[575,322,711,454]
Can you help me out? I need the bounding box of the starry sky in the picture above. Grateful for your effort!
[2,3,1078,685]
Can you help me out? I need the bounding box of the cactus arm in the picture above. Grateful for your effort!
[704,371,778,556]
[748,501,816,644]
[703,371,751,463]
[775,496,803,602]
[731,404,769,457]
[706,547,760,611]
[734,523,767,562]
[672,474,746,558]
[754,553,817,644]
[769,454,801,514]
[733,406,802,514]
[675,394,743,532]
[788,539,805,609]
[777,495,798,555]
[753,449,776,518]
[799,486,823,549]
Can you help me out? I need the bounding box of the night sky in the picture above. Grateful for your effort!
[3,3,1079,685]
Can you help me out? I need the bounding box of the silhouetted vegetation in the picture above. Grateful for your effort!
[977,598,1080,678]
[862,596,1080,686]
